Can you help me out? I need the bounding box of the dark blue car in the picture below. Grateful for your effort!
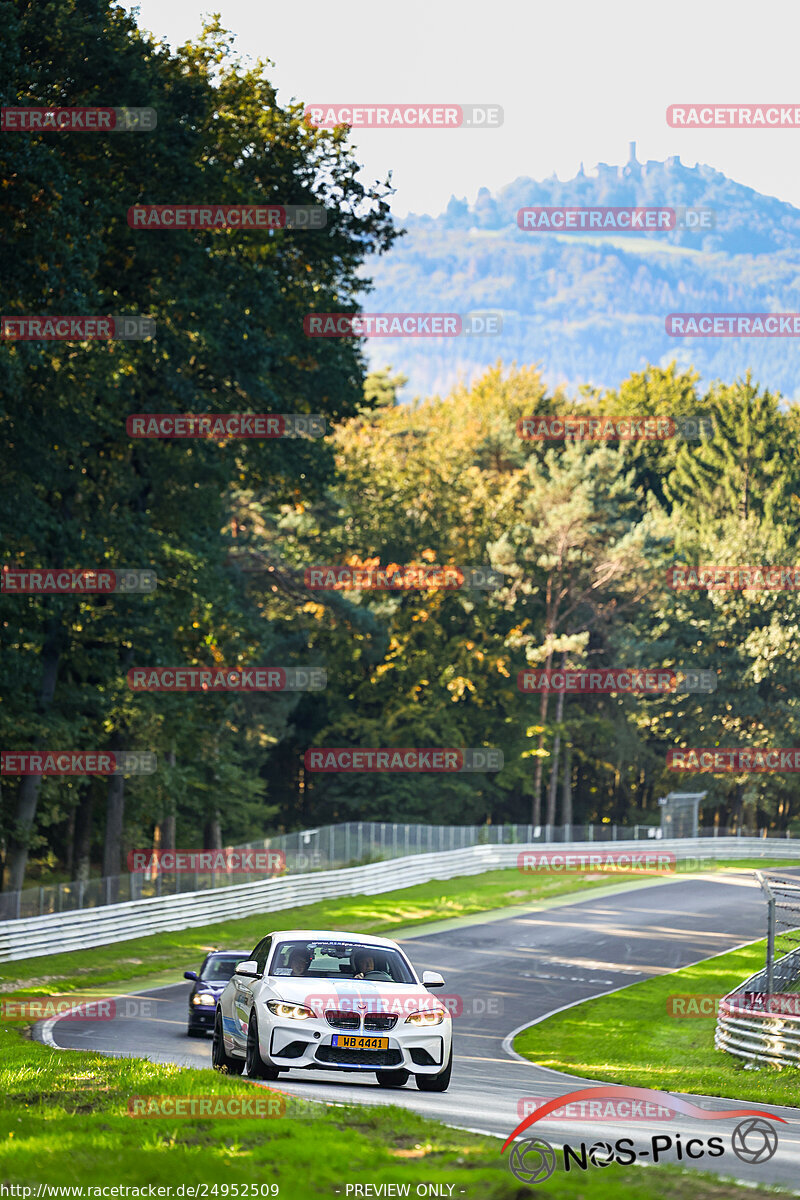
[184,950,250,1037]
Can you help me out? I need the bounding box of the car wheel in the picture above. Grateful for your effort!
[245,1014,281,1081]
[415,1046,452,1092]
[212,1010,244,1074]
[375,1069,409,1088]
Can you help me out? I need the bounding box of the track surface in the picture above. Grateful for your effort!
[40,873,800,1190]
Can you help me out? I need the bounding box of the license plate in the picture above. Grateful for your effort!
[331,1035,389,1050]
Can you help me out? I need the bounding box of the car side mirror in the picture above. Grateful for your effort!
[183,971,199,981]
[236,959,262,978]
[422,970,445,988]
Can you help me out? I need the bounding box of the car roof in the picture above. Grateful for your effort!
[267,929,403,949]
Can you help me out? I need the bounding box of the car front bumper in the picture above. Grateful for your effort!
[266,1020,449,1073]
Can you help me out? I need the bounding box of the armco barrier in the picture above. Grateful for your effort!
[2,837,798,963]
[715,949,800,1068]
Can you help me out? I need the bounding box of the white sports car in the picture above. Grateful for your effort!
[212,928,453,1091]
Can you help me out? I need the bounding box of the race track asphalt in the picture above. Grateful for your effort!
[37,871,800,1191]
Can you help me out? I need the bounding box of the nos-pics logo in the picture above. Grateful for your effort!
[503,1086,782,1185]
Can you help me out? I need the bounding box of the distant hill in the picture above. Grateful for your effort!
[361,146,800,400]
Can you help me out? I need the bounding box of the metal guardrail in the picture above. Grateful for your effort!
[1,819,782,921]
[2,835,798,964]
[715,949,800,1068]
[716,874,800,1068]
[0,820,659,921]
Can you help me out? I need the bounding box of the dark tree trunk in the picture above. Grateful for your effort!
[64,803,77,875]
[102,772,125,887]
[5,628,62,891]
[73,785,95,882]
[562,743,573,829]
[204,813,223,851]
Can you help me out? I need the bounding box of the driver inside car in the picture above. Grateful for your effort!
[352,950,375,979]
[288,946,313,976]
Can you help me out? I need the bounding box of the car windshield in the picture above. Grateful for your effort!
[269,940,415,983]
[201,955,247,982]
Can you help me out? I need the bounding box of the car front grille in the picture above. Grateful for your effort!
[315,1045,403,1068]
[325,1010,360,1030]
[364,1014,398,1031]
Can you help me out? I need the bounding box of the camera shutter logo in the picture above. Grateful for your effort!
[731,1118,778,1164]
[508,1137,557,1185]
[588,1140,615,1167]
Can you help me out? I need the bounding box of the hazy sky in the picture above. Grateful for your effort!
[120,0,800,216]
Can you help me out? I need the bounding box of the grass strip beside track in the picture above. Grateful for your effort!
[514,939,800,1108]
[2,858,793,995]
[0,1026,795,1197]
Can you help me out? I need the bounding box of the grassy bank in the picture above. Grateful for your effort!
[0,1026,794,1197]
[514,939,800,1108]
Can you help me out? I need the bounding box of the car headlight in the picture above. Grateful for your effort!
[192,992,216,1006]
[405,1009,445,1026]
[266,1000,314,1020]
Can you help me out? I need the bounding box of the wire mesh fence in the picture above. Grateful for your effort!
[0,819,788,922]
[757,870,800,995]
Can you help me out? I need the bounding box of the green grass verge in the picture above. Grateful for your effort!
[3,858,793,997]
[514,939,800,1107]
[0,1027,794,1197]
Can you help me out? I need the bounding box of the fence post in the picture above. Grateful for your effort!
[766,895,776,997]
[404,825,409,857]
[345,824,351,863]
[612,824,617,841]
[588,824,593,842]
[39,886,44,916]
[358,822,363,861]
[105,876,111,906]
[329,825,335,866]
